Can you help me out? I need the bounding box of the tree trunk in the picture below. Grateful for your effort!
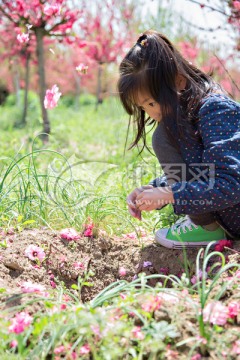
[35,28,50,142]
[73,69,81,110]
[95,63,103,110]
[13,59,20,107]
[21,52,30,126]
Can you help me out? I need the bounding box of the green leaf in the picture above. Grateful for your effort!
[146,321,180,340]
[22,220,36,226]
[32,316,49,336]
[17,215,24,223]
[213,325,224,333]
[0,241,7,248]
[71,284,79,290]
[44,301,54,308]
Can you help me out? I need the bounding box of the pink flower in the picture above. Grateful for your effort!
[91,325,101,337]
[120,293,127,300]
[21,281,45,294]
[122,232,137,239]
[159,267,169,275]
[203,301,229,325]
[8,312,33,334]
[232,340,240,355]
[50,280,56,288]
[71,351,78,359]
[80,344,91,355]
[73,261,85,270]
[191,354,202,360]
[32,264,40,269]
[54,345,65,354]
[191,275,197,285]
[10,340,18,348]
[165,345,179,359]
[129,311,135,317]
[191,270,207,284]
[119,267,127,276]
[214,240,233,252]
[44,85,61,109]
[43,4,61,16]
[17,33,29,44]
[235,270,240,278]
[60,228,80,241]
[233,1,240,11]
[84,228,93,237]
[63,294,71,302]
[83,221,94,237]
[196,335,207,345]
[228,301,240,318]
[142,295,161,312]
[25,245,45,262]
[76,63,88,75]
[181,289,189,297]
[132,326,144,340]
[179,41,199,61]
[143,261,152,268]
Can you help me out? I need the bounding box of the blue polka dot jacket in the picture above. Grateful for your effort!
[151,93,240,238]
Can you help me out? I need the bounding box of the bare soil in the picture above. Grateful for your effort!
[1,228,240,304]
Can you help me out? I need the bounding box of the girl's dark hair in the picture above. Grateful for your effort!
[117,30,220,154]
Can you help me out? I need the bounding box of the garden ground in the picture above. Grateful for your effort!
[1,227,240,303]
[0,98,240,359]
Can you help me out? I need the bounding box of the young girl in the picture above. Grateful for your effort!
[118,30,240,249]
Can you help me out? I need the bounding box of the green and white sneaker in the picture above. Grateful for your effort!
[155,216,226,249]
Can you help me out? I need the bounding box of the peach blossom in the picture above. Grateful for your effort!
[60,228,80,241]
[44,85,61,109]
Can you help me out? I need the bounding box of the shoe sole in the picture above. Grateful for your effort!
[155,230,219,249]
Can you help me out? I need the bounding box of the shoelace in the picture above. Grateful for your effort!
[171,216,198,235]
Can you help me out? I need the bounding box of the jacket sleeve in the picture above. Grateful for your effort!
[171,96,240,215]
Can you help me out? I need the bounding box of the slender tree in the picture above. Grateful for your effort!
[0,0,81,140]
[0,23,32,113]
[80,0,138,107]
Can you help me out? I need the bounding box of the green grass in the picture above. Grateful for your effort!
[0,94,176,234]
[0,248,239,359]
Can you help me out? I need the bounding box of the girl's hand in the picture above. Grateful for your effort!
[135,187,175,212]
[127,185,153,220]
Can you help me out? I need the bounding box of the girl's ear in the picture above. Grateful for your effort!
[176,74,187,91]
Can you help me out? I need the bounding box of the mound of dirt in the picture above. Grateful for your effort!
[1,228,239,304]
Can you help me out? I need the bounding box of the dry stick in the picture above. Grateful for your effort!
[45,243,52,273]
[214,53,240,93]
[179,15,223,33]
[178,13,239,94]
[86,257,92,273]
[224,246,240,255]
[184,0,229,17]
[45,242,62,272]
[79,257,92,303]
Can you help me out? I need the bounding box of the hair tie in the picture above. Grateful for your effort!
[136,34,148,48]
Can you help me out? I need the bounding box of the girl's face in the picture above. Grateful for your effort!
[136,92,162,122]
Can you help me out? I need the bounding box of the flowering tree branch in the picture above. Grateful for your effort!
[214,52,240,92]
